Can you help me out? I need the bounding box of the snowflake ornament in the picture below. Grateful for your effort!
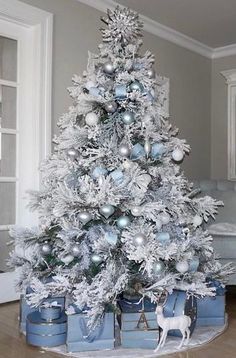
[101,6,143,45]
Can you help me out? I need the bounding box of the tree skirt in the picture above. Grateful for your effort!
[44,318,227,358]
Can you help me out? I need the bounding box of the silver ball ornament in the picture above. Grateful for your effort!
[67,148,79,161]
[103,61,115,75]
[117,216,131,229]
[61,254,74,265]
[130,80,143,92]
[71,244,80,257]
[147,68,156,79]
[192,215,203,227]
[41,243,52,256]
[153,261,165,274]
[104,101,118,113]
[134,232,146,246]
[91,254,102,264]
[176,260,189,273]
[85,112,99,126]
[122,111,135,125]
[99,204,115,219]
[131,205,142,217]
[118,144,131,158]
[78,211,92,225]
[172,148,184,162]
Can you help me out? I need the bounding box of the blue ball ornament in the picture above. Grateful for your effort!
[104,231,118,245]
[129,80,144,92]
[151,143,166,159]
[110,169,124,185]
[153,261,165,275]
[122,111,135,125]
[130,143,145,160]
[156,232,170,244]
[189,256,200,273]
[117,216,131,229]
[91,166,108,179]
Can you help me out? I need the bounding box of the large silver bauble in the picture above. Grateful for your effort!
[117,216,131,229]
[71,244,80,257]
[147,68,156,79]
[172,148,184,162]
[192,215,203,227]
[41,243,52,256]
[129,80,143,92]
[104,101,118,113]
[122,111,135,125]
[91,254,102,264]
[153,261,165,274]
[131,205,142,217]
[134,232,146,246]
[67,148,79,160]
[99,204,115,219]
[85,112,99,126]
[103,61,115,75]
[61,254,74,264]
[118,144,131,158]
[144,139,151,157]
[176,260,189,273]
[78,211,92,225]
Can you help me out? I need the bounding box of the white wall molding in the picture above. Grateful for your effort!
[77,0,236,60]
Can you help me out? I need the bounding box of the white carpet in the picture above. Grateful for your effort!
[43,319,227,358]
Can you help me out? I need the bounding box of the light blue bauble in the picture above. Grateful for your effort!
[130,143,145,160]
[91,166,108,179]
[122,111,135,125]
[151,143,166,159]
[153,261,165,275]
[189,256,200,273]
[117,216,131,229]
[110,169,124,185]
[89,87,100,97]
[114,84,127,100]
[64,172,79,189]
[156,232,170,244]
[104,231,118,245]
[129,80,144,92]
[91,254,103,264]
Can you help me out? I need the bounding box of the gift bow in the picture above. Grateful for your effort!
[40,301,62,308]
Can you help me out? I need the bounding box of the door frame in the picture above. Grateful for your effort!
[0,0,53,303]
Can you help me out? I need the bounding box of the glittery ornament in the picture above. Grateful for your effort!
[176,260,189,273]
[131,205,142,216]
[99,204,115,219]
[192,215,203,227]
[172,148,184,162]
[85,112,99,126]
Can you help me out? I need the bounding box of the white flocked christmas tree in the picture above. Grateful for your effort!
[9,6,233,328]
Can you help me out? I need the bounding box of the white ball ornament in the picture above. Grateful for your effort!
[192,215,203,227]
[131,205,142,217]
[61,254,74,265]
[71,244,80,257]
[91,254,103,264]
[176,260,189,273]
[160,213,170,225]
[85,112,99,126]
[99,204,115,219]
[118,144,131,158]
[67,148,79,161]
[134,233,146,246]
[172,148,184,162]
[41,243,52,256]
[103,61,115,75]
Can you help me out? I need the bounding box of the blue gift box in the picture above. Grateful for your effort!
[196,294,225,326]
[66,312,115,352]
[26,311,67,347]
[20,295,65,332]
[40,305,62,321]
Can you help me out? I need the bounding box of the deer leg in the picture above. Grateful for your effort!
[160,331,168,347]
[155,329,166,351]
[185,328,190,345]
[177,329,185,349]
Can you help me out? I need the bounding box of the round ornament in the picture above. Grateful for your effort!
[189,256,200,273]
[41,243,52,256]
[91,166,108,179]
[99,204,115,219]
[129,80,144,92]
[192,215,203,227]
[131,205,142,217]
[156,232,170,244]
[78,211,92,225]
[122,111,135,125]
[61,254,74,265]
[104,101,118,113]
[118,144,130,158]
[160,213,170,225]
[153,261,165,274]
[67,148,79,161]
[134,232,146,246]
[172,148,184,162]
[147,68,155,79]
[103,61,115,75]
[91,254,102,264]
[71,244,80,257]
[85,112,99,126]
[176,260,189,273]
[117,216,131,229]
[104,231,118,245]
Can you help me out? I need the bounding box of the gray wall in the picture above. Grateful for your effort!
[21,0,212,180]
[211,55,236,179]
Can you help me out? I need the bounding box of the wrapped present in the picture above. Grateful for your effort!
[118,290,197,349]
[39,301,62,321]
[66,309,115,352]
[196,279,225,327]
[20,295,65,333]
[26,311,67,347]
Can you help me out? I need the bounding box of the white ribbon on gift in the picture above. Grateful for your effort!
[40,300,62,309]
